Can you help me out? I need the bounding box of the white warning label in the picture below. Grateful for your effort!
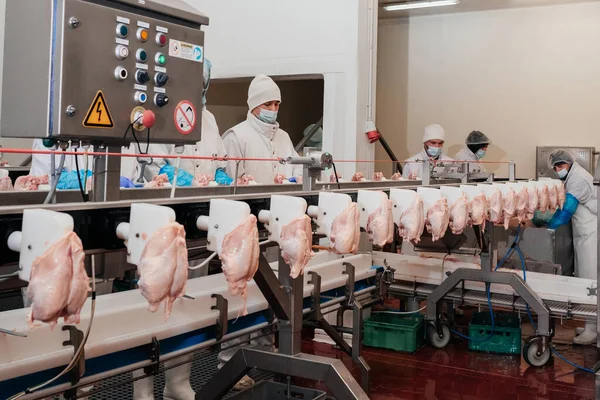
[169,39,203,63]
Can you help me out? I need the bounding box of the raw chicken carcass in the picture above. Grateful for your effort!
[14,175,41,191]
[501,187,516,229]
[329,202,360,254]
[27,232,89,329]
[391,172,402,181]
[351,172,365,182]
[237,174,257,186]
[398,195,425,243]
[513,186,529,223]
[548,183,558,211]
[426,198,450,241]
[219,215,260,316]
[526,183,539,220]
[487,189,503,224]
[144,174,169,188]
[137,223,189,320]
[537,183,550,212]
[274,174,287,184]
[193,173,214,187]
[0,176,13,191]
[556,181,566,209]
[372,172,385,182]
[280,215,314,279]
[330,172,342,183]
[469,193,488,227]
[366,195,394,247]
[448,194,470,235]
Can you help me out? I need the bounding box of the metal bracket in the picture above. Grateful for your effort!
[588,286,597,297]
[308,271,322,321]
[211,294,228,342]
[143,336,160,376]
[342,262,356,307]
[62,325,85,400]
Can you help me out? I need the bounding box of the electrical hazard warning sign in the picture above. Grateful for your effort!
[83,91,114,129]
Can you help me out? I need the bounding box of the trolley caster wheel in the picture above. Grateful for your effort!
[523,338,551,367]
[427,324,451,349]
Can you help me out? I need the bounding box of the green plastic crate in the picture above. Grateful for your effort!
[363,313,424,353]
[468,312,521,355]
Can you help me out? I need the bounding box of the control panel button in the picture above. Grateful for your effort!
[154,72,169,87]
[156,33,167,47]
[135,70,150,84]
[136,49,148,63]
[155,53,167,66]
[137,28,148,42]
[154,93,169,107]
[115,45,129,60]
[114,66,128,81]
[116,23,129,38]
[134,91,148,105]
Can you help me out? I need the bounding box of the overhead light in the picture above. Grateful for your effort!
[383,0,460,11]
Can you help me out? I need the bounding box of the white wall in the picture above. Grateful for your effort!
[376,1,600,178]
[184,0,378,177]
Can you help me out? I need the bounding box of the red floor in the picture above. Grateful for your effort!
[299,340,597,399]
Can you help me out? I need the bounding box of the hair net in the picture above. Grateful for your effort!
[422,124,445,143]
[547,149,575,169]
[247,74,281,111]
[465,130,490,146]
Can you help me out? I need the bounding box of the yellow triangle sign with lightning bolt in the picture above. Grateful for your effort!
[83,91,114,129]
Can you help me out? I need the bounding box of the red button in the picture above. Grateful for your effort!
[156,33,167,46]
[142,110,156,128]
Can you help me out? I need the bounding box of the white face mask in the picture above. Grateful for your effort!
[557,168,568,179]
[426,145,442,158]
[257,109,278,124]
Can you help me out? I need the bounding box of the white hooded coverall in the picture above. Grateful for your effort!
[455,146,486,173]
[564,162,598,280]
[222,112,301,184]
[402,149,456,180]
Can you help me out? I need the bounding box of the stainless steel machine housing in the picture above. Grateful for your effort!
[1,0,208,144]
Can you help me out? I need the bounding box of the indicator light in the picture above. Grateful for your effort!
[136,49,148,63]
[137,28,148,42]
[116,24,129,38]
[155,53,167,66]
[156,33,167,46]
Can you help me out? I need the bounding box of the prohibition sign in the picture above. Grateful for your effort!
[174,100,197,135]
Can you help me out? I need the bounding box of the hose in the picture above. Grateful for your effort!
[8,253,97,399]
[43,151,66,205]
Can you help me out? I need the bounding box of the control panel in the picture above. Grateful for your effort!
[1,0,209,145]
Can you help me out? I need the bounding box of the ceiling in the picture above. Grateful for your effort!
[378,0,597,18]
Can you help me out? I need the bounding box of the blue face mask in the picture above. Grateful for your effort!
[257,109,278,124]
[557,168,568,180]
[476,149,486,159]
[426,146,442,158]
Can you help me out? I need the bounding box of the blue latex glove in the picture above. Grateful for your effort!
[159,164,194,187]
[548,193,578,229]
[288,177,298,183]
[57,169,92,190]
[531,210,554,227]
[120,176,137,188]
[215,168,233,185]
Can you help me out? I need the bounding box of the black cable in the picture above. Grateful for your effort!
[331,162,341,189]
[74,151,88,202]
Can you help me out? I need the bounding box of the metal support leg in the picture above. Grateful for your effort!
[62,326,85,400]
[253,254,290,320]
[278,253,303,356]
[195,347,369,400]
[211,294,228,342]
[425,269,551,336]
[353,301,371,393]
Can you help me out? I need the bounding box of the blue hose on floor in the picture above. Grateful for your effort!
[515,243,593,373]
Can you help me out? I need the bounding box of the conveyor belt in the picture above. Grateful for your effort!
[390,281,596,320]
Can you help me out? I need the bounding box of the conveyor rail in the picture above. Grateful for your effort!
[390,281,596,320]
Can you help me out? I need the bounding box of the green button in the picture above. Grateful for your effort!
[158,54,166,65]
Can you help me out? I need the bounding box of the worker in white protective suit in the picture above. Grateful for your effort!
[547,149,598,345]
[402,124,456,180]
[131,59,232,186]
[454,130,490,173]
[222,74,302,184]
